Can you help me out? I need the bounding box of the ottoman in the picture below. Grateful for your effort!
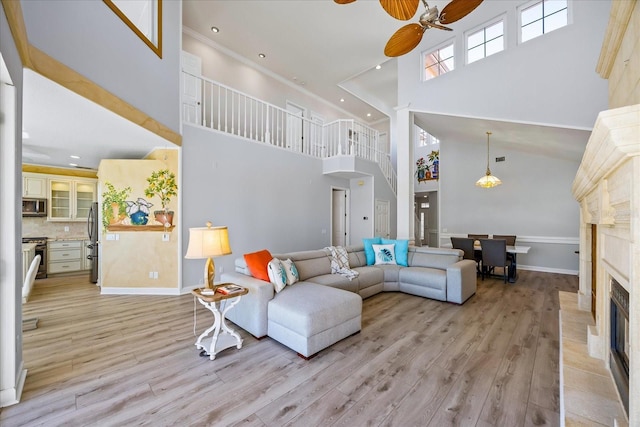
[267,283,362,358]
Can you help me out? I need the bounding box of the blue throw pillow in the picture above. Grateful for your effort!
[362,237,382,265]
[382,238,409,266]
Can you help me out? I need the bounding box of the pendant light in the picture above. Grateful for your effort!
[476,131,502,188]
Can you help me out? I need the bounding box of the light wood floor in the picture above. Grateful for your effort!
[1,270,577,426]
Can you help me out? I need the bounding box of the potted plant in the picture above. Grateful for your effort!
[428,150,439,179]
[144,169,178,226]
[125,198,154,226]
[415,157,430,181]
[102,182,131,230]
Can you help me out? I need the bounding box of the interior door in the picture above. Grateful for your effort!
[181,51,202,126]
[375,199,390,238]
[286,102,304,152]
[332,189,347,246]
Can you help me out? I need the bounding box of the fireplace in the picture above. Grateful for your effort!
[610,278,629,415]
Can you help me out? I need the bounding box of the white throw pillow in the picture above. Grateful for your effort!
[267,258,287,292]
[372,243,397,265]
[280,258,299,285]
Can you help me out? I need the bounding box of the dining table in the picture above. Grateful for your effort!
[474,242,530,283]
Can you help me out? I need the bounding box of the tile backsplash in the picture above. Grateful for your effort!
[22,217,87,239]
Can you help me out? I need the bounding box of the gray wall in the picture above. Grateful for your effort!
[21,0,181,133]
[440,137,580,273]
[398,0,610,129]
[182,125,353,285]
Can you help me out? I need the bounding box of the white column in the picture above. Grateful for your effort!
[395,107,413,241]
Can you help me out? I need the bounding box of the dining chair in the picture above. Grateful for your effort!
[492,235,516,245]
[479,238,513,283]
[451,237,481,273]
[468,234,489,240]
[493,235,517,263]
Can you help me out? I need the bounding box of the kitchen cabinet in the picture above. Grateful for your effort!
[49,178,96,221]
[83,239,92,271]
[23,173,47,198]
[48,240,83,274]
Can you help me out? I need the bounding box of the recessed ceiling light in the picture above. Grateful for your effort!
[258,53,266,58]
[367,113,372,117]
[375,64,381,70]
[210,26,219,33]
[340,98,345,102]
[69,163,78,167]
[70,155,80,159]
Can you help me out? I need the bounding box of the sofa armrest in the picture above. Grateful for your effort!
[446,259,477,304]
[220,272,274,338]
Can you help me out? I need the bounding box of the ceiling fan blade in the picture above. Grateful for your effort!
[379,0,419,21]
[334,0,356,4]
[425,21,453,31]
[384,23,425,57]
[439,0,483,25]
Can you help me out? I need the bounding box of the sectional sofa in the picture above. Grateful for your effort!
[220,244,476,358]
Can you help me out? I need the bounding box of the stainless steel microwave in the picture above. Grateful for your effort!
[22,198,47,217]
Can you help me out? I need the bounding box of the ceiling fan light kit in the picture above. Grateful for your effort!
[336,0,484,57]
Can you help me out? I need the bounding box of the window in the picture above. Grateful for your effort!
[467,19,504,64]
[417,128,439,147]
[104,0,162,58]
[520,0,568,43]
[423,42,454,81]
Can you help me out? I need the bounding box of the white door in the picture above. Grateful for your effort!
[332,189,347,246]
[181,51,202,126]
[286,102,304,152]
[375,199,390,238]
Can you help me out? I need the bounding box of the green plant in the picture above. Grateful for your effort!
[427,150,439,163]
[102,182,132,229]
[144,169,178,211]
[415,157,430,177]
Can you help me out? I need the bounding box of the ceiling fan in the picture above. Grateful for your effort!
[334,0,483,57]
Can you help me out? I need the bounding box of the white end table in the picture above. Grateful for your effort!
[191,285,248,360]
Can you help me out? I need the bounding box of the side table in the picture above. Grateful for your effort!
[191,285,248,360]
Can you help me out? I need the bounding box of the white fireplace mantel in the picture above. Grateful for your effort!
[571,103,639,426]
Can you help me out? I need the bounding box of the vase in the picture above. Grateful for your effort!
[154,210,174,227]
[130,210,149,225]
[432,160,439,179]
[418,169,425,180]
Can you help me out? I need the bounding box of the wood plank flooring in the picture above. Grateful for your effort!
[0,270,577,426]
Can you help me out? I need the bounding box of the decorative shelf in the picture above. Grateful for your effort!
[106,225,175,232]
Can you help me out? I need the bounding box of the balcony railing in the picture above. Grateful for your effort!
[182,71,396,194]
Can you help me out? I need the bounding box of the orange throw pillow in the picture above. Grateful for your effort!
[244,249,273,281]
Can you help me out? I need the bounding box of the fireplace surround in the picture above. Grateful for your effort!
[610,277,629,414]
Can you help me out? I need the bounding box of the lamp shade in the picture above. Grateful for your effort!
[475,173,502,188]
[185,224,231,259]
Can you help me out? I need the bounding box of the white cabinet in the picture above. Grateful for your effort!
[48,240,83,274]
[83,239,92,271]
[49,178,96,221]
[23,173,47,198]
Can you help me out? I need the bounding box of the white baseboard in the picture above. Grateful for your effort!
[100,287,183,296]
[0,364,26,408]
[518,265,578,276]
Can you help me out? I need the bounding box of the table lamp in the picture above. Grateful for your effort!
[185,221,232,289]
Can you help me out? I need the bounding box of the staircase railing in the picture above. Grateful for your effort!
[182,71,397,193]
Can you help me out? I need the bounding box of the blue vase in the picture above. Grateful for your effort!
[432,160,439,179]
[130,211,148,225]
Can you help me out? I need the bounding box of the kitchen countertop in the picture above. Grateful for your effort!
[47,237,88,242]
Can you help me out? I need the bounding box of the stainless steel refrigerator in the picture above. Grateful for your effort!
[87,202,99,283]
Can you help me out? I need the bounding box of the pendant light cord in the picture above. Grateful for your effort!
[486,131,492,175]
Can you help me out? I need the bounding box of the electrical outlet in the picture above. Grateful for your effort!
[153,272,158,279]
[64,226,69,232]
[162,233,170,242]
[149,272,154,279]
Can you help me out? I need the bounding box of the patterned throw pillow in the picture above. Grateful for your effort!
[267,258,287,293]
[372,243,397,265]
[280,258,299,285]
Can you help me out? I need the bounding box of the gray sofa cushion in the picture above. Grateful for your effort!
[268,283,362,337]
[354,266,384,291]
[306,274,359,293]
[408,248,462,269]
[399,267,447,290]
[275,250,331,281]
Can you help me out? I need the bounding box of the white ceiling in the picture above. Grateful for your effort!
[21,0,592,170]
